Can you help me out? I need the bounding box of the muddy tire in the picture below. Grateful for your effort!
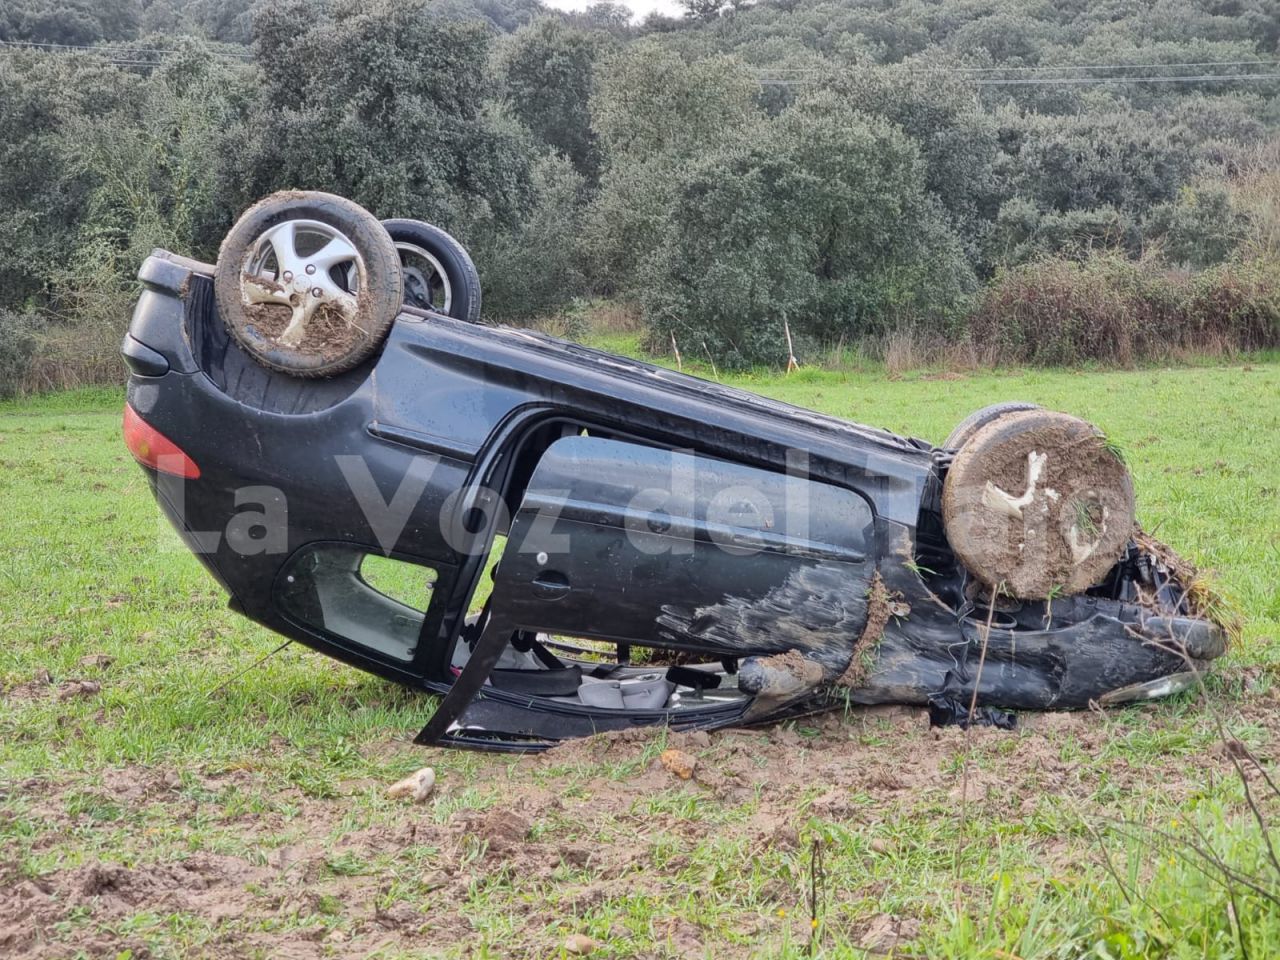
[944,401,1041,450]
[942,409,1135,599]
[215,191,403,378]
[382,219,482,321]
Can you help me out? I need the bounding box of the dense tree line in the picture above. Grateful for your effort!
[1,0,1278,389]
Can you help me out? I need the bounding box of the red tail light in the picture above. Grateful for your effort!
[123,404,200,479]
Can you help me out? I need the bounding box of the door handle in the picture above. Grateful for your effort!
[531,570,570,600]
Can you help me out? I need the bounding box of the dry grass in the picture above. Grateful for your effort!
[968,253,1280,367]
[20,322,123,394]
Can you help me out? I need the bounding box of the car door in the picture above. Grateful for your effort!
[486,434,877,675]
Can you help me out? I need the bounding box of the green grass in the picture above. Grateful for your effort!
[2,362,1279,958]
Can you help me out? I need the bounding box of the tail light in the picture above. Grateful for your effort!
[123,404,201,479]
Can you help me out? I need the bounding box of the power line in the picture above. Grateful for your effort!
[757,59,1280,75]
[758,73,1280,86]
[973,73,1280,85]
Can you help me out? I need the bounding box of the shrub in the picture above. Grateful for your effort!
[968,253,1280,366]
[642,93,976,368]
[987,199,1141,269]
[0,309,43,397]
[469,154,589,322]
[1189,259,1280,352]
[1147,184,1250,269]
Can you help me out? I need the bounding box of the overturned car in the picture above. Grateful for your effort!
[121,191,1227,750]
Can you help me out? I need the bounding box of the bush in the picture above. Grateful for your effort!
[987,199,1141,268]
[0,309,43,397]
[642,93,976,368]
[968,253,1280,366]
[1190,259,1280,352]
[469,154,589,322]
[1148,185,1250,269]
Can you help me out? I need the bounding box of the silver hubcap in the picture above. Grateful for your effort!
[240,219,365,349]
[347,241,452,313]
[397,242,452,313]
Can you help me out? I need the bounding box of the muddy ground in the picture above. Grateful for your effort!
[4,687,1275,959]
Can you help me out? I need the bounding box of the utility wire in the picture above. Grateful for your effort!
[973,73,1280,85]
[758,73,1280,86]
[758,58,1280,74]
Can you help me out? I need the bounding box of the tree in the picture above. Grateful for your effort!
[679,0,727,24]
[497,18,616,180]
[0,0,140,45]
[584,42,765,292]
[644,93,975,366]
[827,66,1001,264]
[240,0,536,231]
[998,109,1198,216]
[0,50,140,313]
[591,42,761,159]
[469,154,589,319]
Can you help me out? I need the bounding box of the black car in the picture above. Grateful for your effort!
[120,192,1226,751]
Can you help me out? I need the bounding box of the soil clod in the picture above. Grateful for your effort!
[660,748,698,780]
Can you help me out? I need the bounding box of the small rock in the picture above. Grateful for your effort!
[564,933,600,954]
[56,680,101,700]
[660,748,697,780]
[858,914,920,953]
[387,767,436,802]
[78,654,114,670]
[868,838,888,854]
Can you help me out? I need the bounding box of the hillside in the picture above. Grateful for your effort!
[1,0,1278,388]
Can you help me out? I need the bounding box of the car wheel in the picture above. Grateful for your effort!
[214,191,403,378]
[942,409,1136,599]
[944,401,1042,450]
[378,219,482,322]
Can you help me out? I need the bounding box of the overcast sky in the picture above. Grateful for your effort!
[542,0,686,20]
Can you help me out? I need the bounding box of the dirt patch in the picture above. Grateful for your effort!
[942,410,1135,598]
[241,300,291,337]
[0,853,269,959]
[56,679,100,700]
[2,668,54,701]
[836,572,889,688]
[240,297,370,366]
[2,703,1266,959]
[858,913,922,952]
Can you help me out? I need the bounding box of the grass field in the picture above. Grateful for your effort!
[2,359,1279,959]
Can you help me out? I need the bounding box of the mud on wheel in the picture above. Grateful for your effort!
[214,191,403,378]
[942,409,1136,599]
